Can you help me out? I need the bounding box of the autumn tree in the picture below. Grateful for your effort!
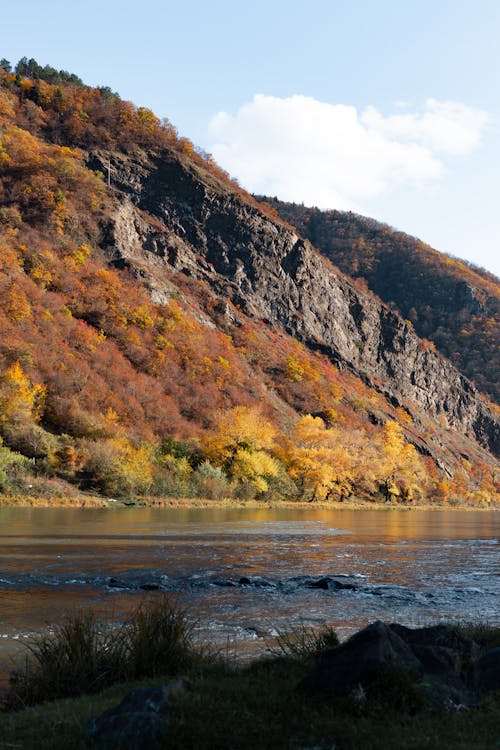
[79,436,153,497]
[202,406,280,495]
[378,420,426,502]
[279,415,355,502]
[0,361,45,428]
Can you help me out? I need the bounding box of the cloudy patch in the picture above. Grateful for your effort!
[208,95,489,210]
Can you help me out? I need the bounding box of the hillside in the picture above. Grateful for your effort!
[0,58,498,506]
[258,198,500,404]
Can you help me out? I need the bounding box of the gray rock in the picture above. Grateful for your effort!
[300,620,421,696]
[413,645,461,676]
[87,680,184,749]
[466,647,500,693]
[423,673,472,710]
[389,623,478,662]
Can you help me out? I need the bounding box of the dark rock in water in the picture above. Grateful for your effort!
[239,576,252,585]
[307,577,357,591]
[307,577,332,590]
[300,620,421,696]
[211,576,238,587]
[466,647,500,693]
[107,577,128,589]
[140,583,160,591]
[87,681,184,749]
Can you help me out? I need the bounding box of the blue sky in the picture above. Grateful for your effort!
[3,0,499,275]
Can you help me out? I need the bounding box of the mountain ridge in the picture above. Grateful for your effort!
[88,148,498,458]
[0,60,498,504]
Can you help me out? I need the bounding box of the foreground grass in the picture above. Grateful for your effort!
[2,658,499,750]
[5,599,201,709]
[2,604,500,749]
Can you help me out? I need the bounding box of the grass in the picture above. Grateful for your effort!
[1,493,498,510]
[0,608,500,750]
[4,598,204,710]
[450,621,500,651]
[1,608,499,749]
[0,493,109,508]
[270,623,340,659]
[1,657,499,749]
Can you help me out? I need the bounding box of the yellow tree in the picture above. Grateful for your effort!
[281,415,354,502]
[202,406,279,494]
[0,361,45,428]
[378,420,426,502]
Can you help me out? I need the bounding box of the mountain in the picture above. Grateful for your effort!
[0,59,498,505]
[256,199,500,404]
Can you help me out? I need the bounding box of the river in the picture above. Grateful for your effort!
[0,506,498,682]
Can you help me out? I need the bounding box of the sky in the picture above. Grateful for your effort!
[2,0,499,276]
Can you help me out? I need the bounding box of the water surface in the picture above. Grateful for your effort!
[0,506,498,679]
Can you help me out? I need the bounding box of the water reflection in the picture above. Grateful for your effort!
[0,506,498,685]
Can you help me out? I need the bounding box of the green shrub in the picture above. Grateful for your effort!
[151,454,195,497]
[192,460,231,499]
[0,437,28,490]
[367,665,428,714]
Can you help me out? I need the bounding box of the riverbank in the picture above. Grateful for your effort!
[2,610,500,750]
[3,664,499,750]
[0,493,498,510]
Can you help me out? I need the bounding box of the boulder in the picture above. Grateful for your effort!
[87,680,184,749]
[466,647,500,693]
[300,620,498,709]
[300,620,421,696]
[389,623,478,662]
[412,645,461,676]
[422,673,472,710]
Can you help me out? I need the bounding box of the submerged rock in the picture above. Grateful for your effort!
[238,576,274,587]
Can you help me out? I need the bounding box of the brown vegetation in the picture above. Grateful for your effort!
[0,60,498,507]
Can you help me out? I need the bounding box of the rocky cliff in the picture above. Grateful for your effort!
[88,149,499,457]
[257,198,500,404]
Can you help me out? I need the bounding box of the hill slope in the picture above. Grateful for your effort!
[0,60,498,505]
[258,199,500,404]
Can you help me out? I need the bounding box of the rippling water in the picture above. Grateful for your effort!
[0,506,498,679]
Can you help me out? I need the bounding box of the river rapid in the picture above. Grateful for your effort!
[0,506,498,681]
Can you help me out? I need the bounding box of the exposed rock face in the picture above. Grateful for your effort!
[89,149,500,457]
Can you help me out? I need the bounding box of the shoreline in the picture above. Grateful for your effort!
[0,494,497,511]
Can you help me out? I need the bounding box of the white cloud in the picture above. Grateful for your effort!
[207,95,489,210]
